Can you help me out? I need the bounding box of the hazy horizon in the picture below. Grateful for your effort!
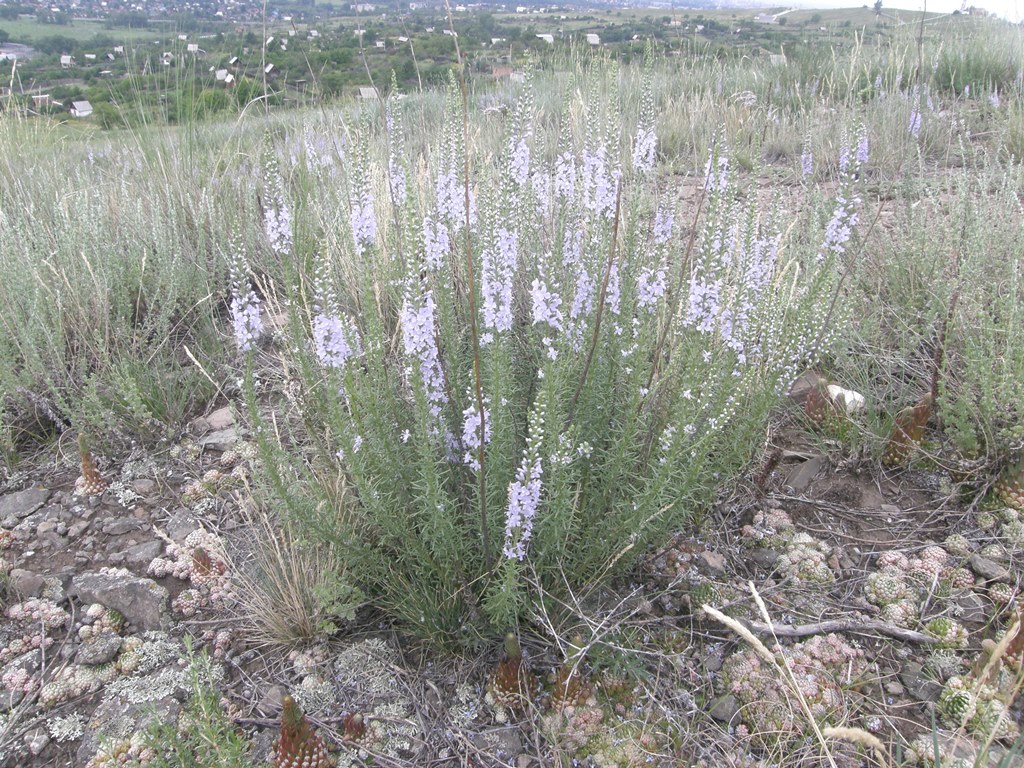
[794,0,1022,22]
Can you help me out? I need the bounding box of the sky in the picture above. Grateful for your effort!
[800,0,1023,22]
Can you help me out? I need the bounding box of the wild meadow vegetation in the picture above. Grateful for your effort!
[1,10,1024,767]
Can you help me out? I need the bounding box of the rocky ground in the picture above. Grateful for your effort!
[1,397,1022,768]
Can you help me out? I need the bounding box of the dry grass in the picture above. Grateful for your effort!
[229,508,361,650]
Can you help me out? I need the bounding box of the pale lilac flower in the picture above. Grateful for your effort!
[481,228,517,339]
[856,127,869,164]
[435,169,461,227]
[989,90,1001,108]
[509,136,530,186]
[532,272,563,360]
[605,261,621,316]
[582,146,618,218]
[653,208,674,244]
[531,171,552,215]
[227,244,262,353]
[705,151,729,194]
[637,263,667,312]
[423,216,450,272]
[838,142,851,174]
[352,435,363,453]
[401,286,448,424]
[503,402,545,560]
[963,84,970,97]
[554,151,576,199]
[801,143,814,179]
[265,204,293,256]
[351,190,376,256]
[312,312,361,369]
[632,125,657,174]
[908,110,922,139]
[461,396,491,471]
[531,274,564,332]
[386,104,407,206]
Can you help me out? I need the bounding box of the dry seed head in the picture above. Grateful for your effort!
[882,393,932,468]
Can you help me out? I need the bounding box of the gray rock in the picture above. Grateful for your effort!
[969,554,1010,583]
[72,570,169,631]
[9,569,45,598]
[36,520,59,537]
[709,694,739,723]
[785,455,825,493]
[77,633,123,665]
[469,726,523,761]
[206,406,236,431]
[899,662,941,703]
[101,518,145,536]
[78,697,181,765]
[257,685,286,715]
[68,520,90,538]
[131,479,157,496]
[0,488,51,520]
[124,540,165,567]
[953,591,989,624]
[697,550,728,579]
[749,547,780,570]
[24,730,49,756]
[198,427,241,452]
[166,509,199,543]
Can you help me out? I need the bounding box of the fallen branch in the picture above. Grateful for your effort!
[734,616,938,645]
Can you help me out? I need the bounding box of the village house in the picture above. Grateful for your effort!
[70,100,93,118]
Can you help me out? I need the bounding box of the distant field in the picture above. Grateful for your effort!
[0,18,157,45]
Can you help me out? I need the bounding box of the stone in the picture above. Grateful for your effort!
[24,730,49,756]
[969,554,1010,583]
[36,520,59,536]
[257,685,286,715]
[101,518,145,536]
[78,697,181,765]
[68,520,90,538]
[469,726,523,761]
[124,540,165,567]
[709,694,739,723]
[72,570,169,631]
[77,633,123,665]
[198,428,241,452]
[785,455,826,493]
[0,488,51,520]
[165,509,199,543]
[697,550,728,579]
[9,569,45,598]
[953,591,989,625]
[880,504,901,517]
[132,479,157,496]
[206,406,236,431]
[749,547,780,570]
[899,662,941,703]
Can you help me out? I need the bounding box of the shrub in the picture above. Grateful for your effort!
[239,66,861,646]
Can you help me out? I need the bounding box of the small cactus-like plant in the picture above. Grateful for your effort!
[342,712,365,742]
[882,393,932,467]
[487,633,537,711]
[804,376,838,426]
[994,455,1024,511]
[273,694,331,768]
[75,433,107,497]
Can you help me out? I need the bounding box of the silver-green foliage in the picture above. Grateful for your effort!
[250,66,850,645]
